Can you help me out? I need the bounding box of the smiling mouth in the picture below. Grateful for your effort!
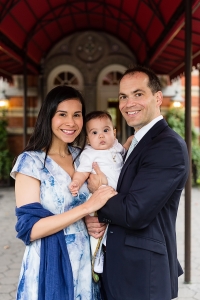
[61,129,76,135]
[127,111,140,115]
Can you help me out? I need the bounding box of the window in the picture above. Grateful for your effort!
[102,71,122,85]
[54,72,79,85]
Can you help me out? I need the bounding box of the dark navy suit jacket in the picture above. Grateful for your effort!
[98,119,189,300]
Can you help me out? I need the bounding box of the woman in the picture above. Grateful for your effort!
[11,85,116,300]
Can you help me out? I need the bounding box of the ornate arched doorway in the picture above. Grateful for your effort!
[97,64,127,142]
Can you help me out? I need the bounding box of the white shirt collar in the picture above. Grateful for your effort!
[134,115,163,142]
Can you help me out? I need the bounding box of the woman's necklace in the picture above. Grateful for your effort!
[49,150,70,158]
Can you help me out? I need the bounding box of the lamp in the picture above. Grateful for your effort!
[0,90,9,109]
[171,90,184,108]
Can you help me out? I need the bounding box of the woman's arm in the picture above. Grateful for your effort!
[15,173,116,241]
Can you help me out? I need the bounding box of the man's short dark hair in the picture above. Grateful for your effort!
[119,65,162,94]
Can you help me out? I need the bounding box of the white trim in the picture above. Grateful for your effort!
[47,65,83,92]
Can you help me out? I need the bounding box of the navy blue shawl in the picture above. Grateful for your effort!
[15,202,74,300]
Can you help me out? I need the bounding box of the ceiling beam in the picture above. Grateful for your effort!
[144,1,185,66]
[0,32,39,73]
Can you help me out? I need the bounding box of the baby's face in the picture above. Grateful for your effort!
[86,117,116,150]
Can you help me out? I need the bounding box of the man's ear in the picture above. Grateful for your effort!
[113,128,116,138]
[156,91,163,106]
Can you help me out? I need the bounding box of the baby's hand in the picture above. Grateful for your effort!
[123,135,134,150]
[68,180,80,196]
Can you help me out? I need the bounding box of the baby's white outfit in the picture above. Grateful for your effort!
[76,139,125,274]
[77,139,125,190]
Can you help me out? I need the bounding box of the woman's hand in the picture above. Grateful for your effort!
[84,185,117,215]
[87,162,108,193]
[85,215,106,238]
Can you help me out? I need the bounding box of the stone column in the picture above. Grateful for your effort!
[83,84,97,113]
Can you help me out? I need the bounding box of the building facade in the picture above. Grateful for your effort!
[1,31,200,156]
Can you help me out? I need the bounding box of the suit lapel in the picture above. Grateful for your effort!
[117,119,168,190]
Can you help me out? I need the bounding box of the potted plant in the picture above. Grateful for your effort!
[0,110,13,186]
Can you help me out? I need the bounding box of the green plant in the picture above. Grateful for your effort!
[166,107,200,186]
[0,110,13,183]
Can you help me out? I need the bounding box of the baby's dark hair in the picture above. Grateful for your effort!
[85,110,113,125]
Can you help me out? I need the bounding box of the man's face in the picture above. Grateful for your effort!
[119,72,163,132]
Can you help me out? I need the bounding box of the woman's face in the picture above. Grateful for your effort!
[51,99,83,144]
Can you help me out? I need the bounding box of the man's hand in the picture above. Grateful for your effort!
[85,215,106,238]
[87,162,108,193]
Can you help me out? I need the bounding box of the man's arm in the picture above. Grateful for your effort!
[98,136,189,230]
[85,215,107,238]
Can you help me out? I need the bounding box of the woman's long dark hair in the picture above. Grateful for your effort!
[22,85,86,163]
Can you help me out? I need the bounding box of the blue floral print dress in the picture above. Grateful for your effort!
[11,147,98,300]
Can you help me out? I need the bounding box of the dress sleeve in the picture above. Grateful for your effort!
[10,152,41,181]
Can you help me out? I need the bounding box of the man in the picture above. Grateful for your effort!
[86,65,189,300]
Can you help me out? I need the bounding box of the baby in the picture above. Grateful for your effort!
[69,111,133,280]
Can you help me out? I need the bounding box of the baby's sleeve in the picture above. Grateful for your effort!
[118,142,126,157]
[10,152,41,181]
[76,150,93,173]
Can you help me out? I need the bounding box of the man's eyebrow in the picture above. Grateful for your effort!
[119,89,144,96]
[132,89,145,94]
